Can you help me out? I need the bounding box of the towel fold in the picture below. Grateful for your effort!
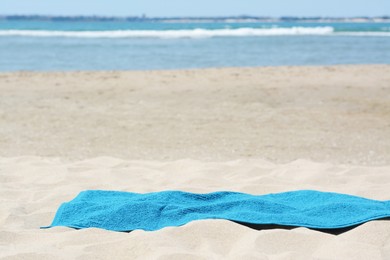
[43,190,390,232]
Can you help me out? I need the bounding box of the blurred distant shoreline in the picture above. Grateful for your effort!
[0,15,389,23]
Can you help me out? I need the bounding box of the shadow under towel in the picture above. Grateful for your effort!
[43,190,390,232]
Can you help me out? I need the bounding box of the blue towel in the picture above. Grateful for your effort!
[43,190,390,232]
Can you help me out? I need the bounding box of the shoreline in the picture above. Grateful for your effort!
[1,63,389,73]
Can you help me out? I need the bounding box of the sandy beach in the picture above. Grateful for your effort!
[1,65,390,259]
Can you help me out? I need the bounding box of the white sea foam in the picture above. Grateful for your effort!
[338,31,390,37]
[0,27,335,38]
[0,27,389,38]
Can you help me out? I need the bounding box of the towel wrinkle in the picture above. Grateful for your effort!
[43,190,390,232]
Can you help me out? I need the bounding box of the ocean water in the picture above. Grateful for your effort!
[0,20,389,71]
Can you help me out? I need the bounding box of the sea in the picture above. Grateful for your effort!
[0,20,389,71]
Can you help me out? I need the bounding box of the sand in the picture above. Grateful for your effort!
[1,65,390,259]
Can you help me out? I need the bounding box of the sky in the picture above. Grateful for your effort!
[1,0,389,17]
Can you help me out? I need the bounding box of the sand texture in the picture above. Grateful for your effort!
[1,65,390,259]
[1,158,390,259]
[1,65,390,164]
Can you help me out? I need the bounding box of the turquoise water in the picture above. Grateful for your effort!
[0,21,389,71]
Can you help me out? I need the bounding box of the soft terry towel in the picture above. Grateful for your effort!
[44,190,390,232]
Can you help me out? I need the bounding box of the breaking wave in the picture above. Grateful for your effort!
[0,27,335,38]
[1,27,389,38]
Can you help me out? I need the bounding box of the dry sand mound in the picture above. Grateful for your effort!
[1,157,390,259]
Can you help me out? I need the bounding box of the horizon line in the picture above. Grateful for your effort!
[1,14,389,19]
